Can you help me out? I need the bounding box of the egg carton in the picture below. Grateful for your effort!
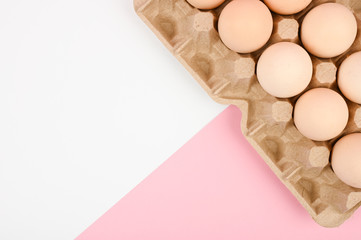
[134,0,361,227]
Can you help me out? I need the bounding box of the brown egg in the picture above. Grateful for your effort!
[257,42,313,98]
[186,0,225,9]
[218,0,273,53]
[264,0,312,15]
[338,51,361,104]
[332,133,361,189]
[294,88,349,141]
[301,3,357,58]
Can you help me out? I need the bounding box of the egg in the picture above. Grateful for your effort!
[256,42,313,98]
[294,88,349,141]
[186,0,225,9]
[332,133,361,188]
[218,0,273,53]
[338,51,361,104]
[264,0,312,15]
[301,3,357,58]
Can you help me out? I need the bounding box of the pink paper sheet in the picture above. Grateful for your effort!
[77,105,361,240]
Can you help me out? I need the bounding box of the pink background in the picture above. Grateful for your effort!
[77,106,361,240]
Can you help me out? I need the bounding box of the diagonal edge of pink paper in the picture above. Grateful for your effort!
[76,105,361,240]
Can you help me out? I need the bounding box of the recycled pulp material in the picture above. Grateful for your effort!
[134,0,361,227]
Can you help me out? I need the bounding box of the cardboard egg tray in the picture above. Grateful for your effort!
[134,0,361,227]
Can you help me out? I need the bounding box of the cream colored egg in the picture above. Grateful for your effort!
[294,88,349,141]
[218,0,273,53]
[256,42,313,98]
[186,0,225,9]
[338,51,361,104]
[264,0,312,15]
[332,133,361,189]
[301,3,357,58]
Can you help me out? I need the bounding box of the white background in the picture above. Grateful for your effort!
[0,1,225,239]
